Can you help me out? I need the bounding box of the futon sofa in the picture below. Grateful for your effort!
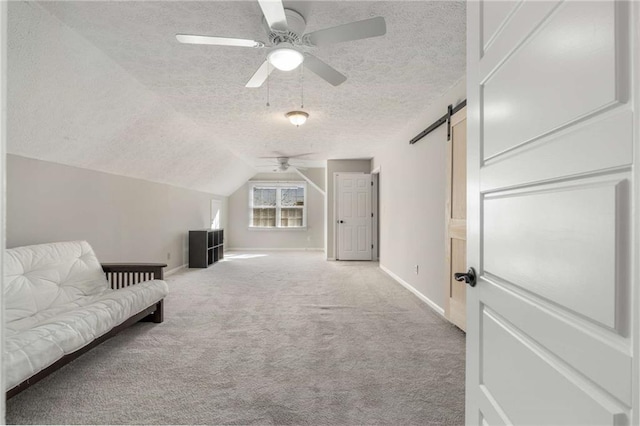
[4,240,169,398]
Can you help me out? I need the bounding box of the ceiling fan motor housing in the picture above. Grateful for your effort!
[264,9,306,45]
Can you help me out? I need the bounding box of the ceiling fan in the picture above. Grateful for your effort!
[273,157,301,172]
[258,154,310,172]
[176,0,386,88]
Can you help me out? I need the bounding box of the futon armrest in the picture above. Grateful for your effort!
[101,263,167,289]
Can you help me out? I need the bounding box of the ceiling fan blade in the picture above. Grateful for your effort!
[303,54,347,87]
[176,34,263,48]
[304,17,386,47]
[257,0,288,31]
[246,60,274,88]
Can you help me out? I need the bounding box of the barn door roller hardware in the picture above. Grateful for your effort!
[409,99,467,145]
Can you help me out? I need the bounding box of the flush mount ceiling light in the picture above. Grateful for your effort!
[267,43,304,71]
[286,111,309,127]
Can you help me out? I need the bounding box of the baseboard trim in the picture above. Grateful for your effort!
[165,264,187,277]
[379,264,445,317]
[228,247,324,251]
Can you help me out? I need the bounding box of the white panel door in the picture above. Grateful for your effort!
[466,1,637,425]
[337,173,372,261]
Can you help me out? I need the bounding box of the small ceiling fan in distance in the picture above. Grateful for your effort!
[272,157,301,172]
[176,0,386,88]
[258,153,312,172]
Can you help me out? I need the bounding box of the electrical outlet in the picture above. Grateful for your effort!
[167,252,171,260]
[415,265,419,274]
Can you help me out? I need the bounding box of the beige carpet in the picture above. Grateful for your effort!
[6,251,465,425]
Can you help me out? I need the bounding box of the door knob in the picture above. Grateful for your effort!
[454,267,477,287]
[338,220,344,223]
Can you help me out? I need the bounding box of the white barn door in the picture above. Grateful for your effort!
[466,1,638,424]
[336,173,372,261]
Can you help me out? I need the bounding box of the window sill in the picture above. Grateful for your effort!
[248,227,308,232]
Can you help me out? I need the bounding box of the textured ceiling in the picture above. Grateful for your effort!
[8,1,465,195]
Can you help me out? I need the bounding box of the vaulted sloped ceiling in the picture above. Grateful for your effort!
[8,1,465,195]
[8,1,257,195]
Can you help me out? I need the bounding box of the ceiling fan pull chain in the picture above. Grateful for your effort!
[300,62,304,109]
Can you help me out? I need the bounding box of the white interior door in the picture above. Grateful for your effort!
[466,1,638,425]
[336,173,372,261]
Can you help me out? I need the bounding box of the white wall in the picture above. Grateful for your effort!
[7,155,226,270]
[227,172,324,250]
[372,78,466,312]
[296,167,326,193]
[326,159,372,259]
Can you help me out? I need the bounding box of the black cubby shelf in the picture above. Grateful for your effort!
[188,229,224,268]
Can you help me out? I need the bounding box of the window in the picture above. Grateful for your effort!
[249,182,307,229]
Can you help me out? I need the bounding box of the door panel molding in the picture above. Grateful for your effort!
[481,110,633,192]
[483,1,624,161]
[481,276,632,405]
[479,1,561,82]
[482,307,628,424]
[480,0,522,56]
[483,177,625,329]
[478,384,510,426]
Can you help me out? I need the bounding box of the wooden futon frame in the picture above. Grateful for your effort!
[6,263,167,399]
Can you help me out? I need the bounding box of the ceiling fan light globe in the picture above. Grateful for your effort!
[268,47,304,71]
[286,111,309,126]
